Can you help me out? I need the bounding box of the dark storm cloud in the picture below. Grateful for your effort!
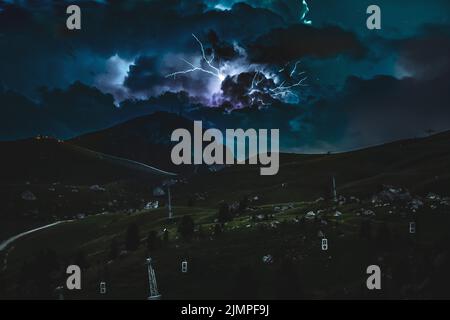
[247,24,367,63]
[2,68,450,153]
[314,72,450,150]
[7,0,285,51]
[122,54,215,101]
[0,1,113,96]
[1,0,450,152]
[214,65,450,152]
[0,81,195,140]
[208,24,450,152]
[0,0,285,98]
[206,30,240,62]
[220,71,278,108]
[124,56,162,93]
[391,25,450,80]
[204,0,310,23]
[221,72,261,107]
[325,26,450,149]
[0,82,126,140]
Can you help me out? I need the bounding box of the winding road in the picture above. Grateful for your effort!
[0,221,72,252]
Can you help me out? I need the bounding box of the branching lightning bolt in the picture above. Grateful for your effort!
[271,71,308,97]
[166,34,308,108]
[250,62,308,102]
[166,34,224,80]
[290,61,301,78]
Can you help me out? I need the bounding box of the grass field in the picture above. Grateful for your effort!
[1,195,449,299]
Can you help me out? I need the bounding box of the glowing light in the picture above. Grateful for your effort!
[214,4,231,11]
[108,54,134,86]
[166,33,309,108]
[95,54,134,106]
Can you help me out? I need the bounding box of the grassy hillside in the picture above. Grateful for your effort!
[172,131,450,206]
[1,128,450,299]
[69,112,195,173]
[0,137,173,240]
[1,198,449,299]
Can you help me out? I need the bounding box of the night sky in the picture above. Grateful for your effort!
[1,0,450,152]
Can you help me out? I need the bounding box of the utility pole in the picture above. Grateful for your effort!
[332,176,337,202]
[167,185,173,219]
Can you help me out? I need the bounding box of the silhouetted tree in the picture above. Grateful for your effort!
[214,223,222,236]
[109,238,119,260]
[163,228,169,243]
[147,230,160,251]
[238,196,249,213]
[187,195,196,207]
[359,219,372,240]
[75,250,90,269]
[125,223,140,251]
[197,224,207,240]
[218,201,232,222]
[178,215,195,240]
[375,222,392,250]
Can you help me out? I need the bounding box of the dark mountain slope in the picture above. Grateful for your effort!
[69,112,194,173]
